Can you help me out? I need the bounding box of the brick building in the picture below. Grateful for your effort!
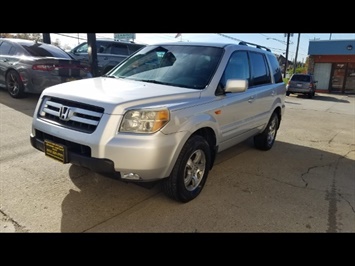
[307,39,355,94]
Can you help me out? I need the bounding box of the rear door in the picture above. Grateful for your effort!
[0,41,16,86]
[249,51,279,128]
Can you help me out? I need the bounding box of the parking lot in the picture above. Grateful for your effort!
[0,89,354,232]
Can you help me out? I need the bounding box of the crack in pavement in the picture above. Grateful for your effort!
[338,193,355,214]
[0,209,28,232]
[82,190,162,232]
[328,131,341,145]
[324,150,352,233]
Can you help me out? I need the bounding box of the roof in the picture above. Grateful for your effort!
[308,39,355,55]
[150,41,272,52]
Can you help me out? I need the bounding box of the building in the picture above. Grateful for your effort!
[307,39,355,94]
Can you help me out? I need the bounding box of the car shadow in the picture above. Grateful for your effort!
[60,139,354,232]
[0,89,40,117]
[290,93,350,103]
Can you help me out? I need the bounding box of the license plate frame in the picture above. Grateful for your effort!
[44,140,68,164]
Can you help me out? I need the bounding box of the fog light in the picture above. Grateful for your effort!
[122,172,141,180]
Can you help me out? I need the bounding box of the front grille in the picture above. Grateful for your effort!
[36,130,91,157]
[38,96,104,133]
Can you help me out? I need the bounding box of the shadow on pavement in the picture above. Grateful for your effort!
[0,89,40,117]
[60,139,354,232]
[290,93,350,103]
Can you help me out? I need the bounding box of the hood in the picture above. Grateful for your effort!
[42,77,201,114]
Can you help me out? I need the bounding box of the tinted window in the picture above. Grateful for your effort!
[291,75,311,82]
[220,51,250,89]
[128,44,145,53]
[0,41,12,55]
[21,43,71,58]
[106,43,129,55]
[75,43,88,53]
[249,52,271,86]
[267,53,283,83]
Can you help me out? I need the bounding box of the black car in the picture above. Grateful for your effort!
[68,39,146,76]
[286,73,318,99]
[0,38,91,98]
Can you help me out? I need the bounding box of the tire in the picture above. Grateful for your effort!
[6,70,26,98]
[308,92,313,99]
[286,91,290,96]
[254,112,279,151]
[161,135,211,203]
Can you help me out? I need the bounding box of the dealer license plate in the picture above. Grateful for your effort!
[44,140,68,163]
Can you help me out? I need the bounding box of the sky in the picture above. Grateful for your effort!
[51,33,355,63]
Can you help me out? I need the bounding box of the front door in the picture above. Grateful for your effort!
[330,63,346,93]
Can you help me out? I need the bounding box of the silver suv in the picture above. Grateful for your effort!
[69,38,145,76]
[30,41,286,203]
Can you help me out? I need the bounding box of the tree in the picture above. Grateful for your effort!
[7,33,42,41]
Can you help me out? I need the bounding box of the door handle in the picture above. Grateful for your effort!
[248,96,255,103]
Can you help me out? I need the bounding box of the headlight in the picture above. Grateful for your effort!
[119,109,170,133]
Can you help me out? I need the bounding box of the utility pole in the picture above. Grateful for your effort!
[87,33,99,77]
[42,33,51,44]
[293,33,301,74]
[284,33,291,78]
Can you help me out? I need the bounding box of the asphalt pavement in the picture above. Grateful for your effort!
[0,90,354,232]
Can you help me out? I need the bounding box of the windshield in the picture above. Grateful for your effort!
[108,45,223,89]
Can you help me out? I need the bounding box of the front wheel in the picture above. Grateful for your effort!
[161,135,211,203]
[254,112,279,151]
[6,70,26,98]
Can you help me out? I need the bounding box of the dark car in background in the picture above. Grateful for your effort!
[68,39,146,76]
[286,73,318,99]
[0,38,91,98]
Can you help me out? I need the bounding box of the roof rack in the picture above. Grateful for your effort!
[238,41,271,52]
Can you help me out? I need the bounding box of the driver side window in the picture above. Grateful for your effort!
[220,51,250,89]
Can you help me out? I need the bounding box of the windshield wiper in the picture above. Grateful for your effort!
[102,74,117,78]
[136,79,171,86]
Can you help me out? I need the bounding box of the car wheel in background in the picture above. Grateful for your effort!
[6,70,26,98]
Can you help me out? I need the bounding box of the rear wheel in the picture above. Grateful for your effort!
[254,112,279,151]
[286,91,290,96]
[6,70,26,98]
[161,135,211,203]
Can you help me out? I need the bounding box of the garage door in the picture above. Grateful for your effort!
[314,63,332,90]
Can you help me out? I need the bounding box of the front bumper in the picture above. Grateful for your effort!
[30,135,120,178]
[30,118,187,181]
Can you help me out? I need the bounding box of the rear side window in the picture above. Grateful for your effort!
[21,43,71,58]
[267,53,283,83]
[291,75,310,82]
[128,44,146,54]
[249,52,271,86]
[106,43,129,55]
[0,41,12,55]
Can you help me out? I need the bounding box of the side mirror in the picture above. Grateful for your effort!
[225,79,248,93]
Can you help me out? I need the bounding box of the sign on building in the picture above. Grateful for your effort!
[114,33,136,41]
